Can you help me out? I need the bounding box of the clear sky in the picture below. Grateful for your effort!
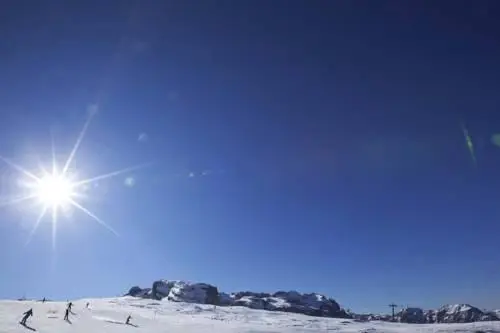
[1,1,500,314]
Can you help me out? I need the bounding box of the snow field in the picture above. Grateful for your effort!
[1,297,500,333]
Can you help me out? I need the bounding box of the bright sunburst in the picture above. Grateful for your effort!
[0,108,149,249]
[35,174,75,208]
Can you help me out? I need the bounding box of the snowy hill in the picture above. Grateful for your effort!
[2,297,500,333]
[128,280,349,318]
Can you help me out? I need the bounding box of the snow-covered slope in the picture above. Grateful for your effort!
[2,297,500,333]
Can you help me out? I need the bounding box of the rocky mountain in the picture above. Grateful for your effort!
[353,305,500,324]
[396,304,499,323]
[221,290,350,318]
[126,280,499,323]
[127,280,350,319]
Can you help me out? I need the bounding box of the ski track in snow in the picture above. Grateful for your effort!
[1,297,500,332]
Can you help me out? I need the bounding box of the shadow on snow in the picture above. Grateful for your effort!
[104,320,139,328]
[19,322,36,331]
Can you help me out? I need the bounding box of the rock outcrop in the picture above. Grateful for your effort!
[228,290,350,318]
[126,286,151,298]
[434,304,486,323]
[129,280,349,319]
[151,280,219,305]
[399,307,426,324]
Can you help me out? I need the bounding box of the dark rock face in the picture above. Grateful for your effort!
[127,286,143,296]
[234,291,272,299]
[151,281,164,300]
[424,309,437,323]
[126,286,151,297]
[202,284,219,305]
[399,308,425,324]
[151,280,219,305]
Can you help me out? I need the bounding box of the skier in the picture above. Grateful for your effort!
[68,301,73,311]
[86,302,90,309]
[20,308,33,325]
[126,314,132,325]
[64,307,69,321]
[42,297,46,303]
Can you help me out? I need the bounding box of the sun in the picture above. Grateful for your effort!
[35,174,75,207]
[0,108,151,250]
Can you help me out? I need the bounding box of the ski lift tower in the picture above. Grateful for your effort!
[388,303,398,322]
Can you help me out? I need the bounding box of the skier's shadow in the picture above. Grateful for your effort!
[104,320,139,328]
[19,323,36,331]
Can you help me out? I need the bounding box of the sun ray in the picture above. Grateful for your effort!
[69,198,119,236]
[36,156,49,177]
[73,162,152,187]
[62,111,95,175]
[0,194,38,208]
[51,206,57,252]
[0,155,40,181]
[24,205,48,247]
[51,128,58,175]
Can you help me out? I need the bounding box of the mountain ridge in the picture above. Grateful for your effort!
[126,279,500,324]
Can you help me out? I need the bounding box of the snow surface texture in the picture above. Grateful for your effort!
[2,297,500,333]
[128,280,350,318]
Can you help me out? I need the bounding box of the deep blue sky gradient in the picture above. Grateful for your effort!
[1,1,500,313]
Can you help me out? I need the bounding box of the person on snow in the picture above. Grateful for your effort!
[86,302,90,309]
[68,301,73,311]
[64,307,70,321]
[42,297,46,303]
[20,308,33,325]
[126,315,132,325]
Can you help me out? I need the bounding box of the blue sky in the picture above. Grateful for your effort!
[1,1,500,314]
